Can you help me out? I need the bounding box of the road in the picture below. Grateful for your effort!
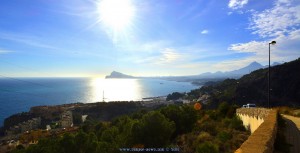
[281,115,300,153]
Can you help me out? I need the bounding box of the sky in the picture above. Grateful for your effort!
[0,0,300,77]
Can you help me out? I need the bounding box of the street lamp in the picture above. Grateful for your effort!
[268,41,276,108]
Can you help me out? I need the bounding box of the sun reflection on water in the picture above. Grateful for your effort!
[90,78,141,102]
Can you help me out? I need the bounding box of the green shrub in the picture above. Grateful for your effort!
[229,132,249,149]
[160,105,197,137]
[207,110,219,120]
[222,118,231,127]
[166,92,184,101]
[197,132,212,143]
[197,142,219,153]
[131,111,175,147]
[217,131,232,142]
[218,102,230,117]
[229,116,245,131]
[199,120,218,136]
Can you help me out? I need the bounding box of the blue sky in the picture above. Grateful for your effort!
[0,0,300,77]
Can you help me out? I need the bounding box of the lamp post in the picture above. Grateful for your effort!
[268,41,276,108]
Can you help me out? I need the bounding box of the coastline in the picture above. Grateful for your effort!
[0,78,200,127]
[0,96,184,142]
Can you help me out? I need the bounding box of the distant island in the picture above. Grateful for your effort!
[105,71,136,79]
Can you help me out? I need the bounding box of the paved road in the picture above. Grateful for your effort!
[281,115,300,153]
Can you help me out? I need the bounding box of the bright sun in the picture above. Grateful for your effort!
[97,0,135,31]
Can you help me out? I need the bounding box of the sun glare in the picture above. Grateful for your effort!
[97,0,135,31]
[90,78,141,102]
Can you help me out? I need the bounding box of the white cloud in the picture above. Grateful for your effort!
[0,33,59,50]
[201,30,209,34]
[225,30,300,70]
[249,0,300,38]
[224,0,300,71]
[289,29,300,40]
[159,48,182,63]
[228,41,268,53]
[276,0,293,5]
[138,40,171,53]
[213,58,257,71]
[178,1,202,20]
[137,48,186,65]
[228,0,249,10]
[133,40,242,73]
[117,39,172,54]
[0,49,13,54]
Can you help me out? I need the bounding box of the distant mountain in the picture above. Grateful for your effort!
[271,62,282,66]
[105,71,135,79]
[191,58,300,107]
[196,61,264,79]
[226,61,264,77]
[105,61,282,81]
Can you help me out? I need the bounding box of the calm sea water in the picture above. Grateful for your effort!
[0,78,199,126]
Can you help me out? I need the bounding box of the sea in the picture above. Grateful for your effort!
[0,78,199,126]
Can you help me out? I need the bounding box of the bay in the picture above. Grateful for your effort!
[0,78,199,126]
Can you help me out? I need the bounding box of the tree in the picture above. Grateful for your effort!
[131,111,175,147]
[74,130,88,153]
[218,102,230,117]
[166,92,184,101]
[59,133,76,153]
[197,142,219,153]
[85,133,99,153]
[100,126,119,144]
[112,116,138,147]
[160,105,197,137]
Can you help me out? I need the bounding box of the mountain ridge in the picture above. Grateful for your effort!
[189,58,300,107]
[105,61,282,79]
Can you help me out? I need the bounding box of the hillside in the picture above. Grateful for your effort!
[7,104,249,153]
[237,58,300,106]
[189,58,300,107]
